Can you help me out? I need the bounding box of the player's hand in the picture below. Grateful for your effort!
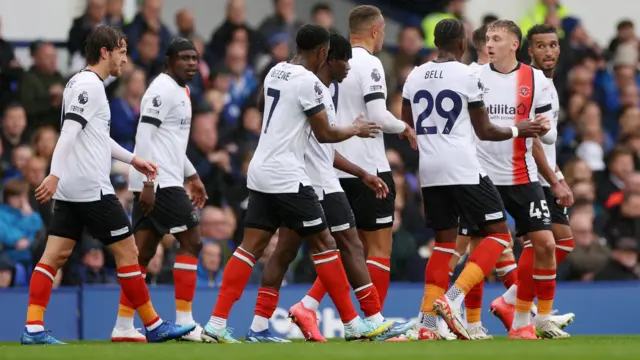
[559,179,574,207]
[34,175,59,204]
[515,119,546,138]
[551,181,573,208]
[187,177,208,209]
[131,156,158,180]
[352,113,381,138]
[139,182,156,215]
[399,124,418,150]
[362,173,389,199]
[533,114,551,135]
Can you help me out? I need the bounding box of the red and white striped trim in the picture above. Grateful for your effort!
[354,283,373,293]
[487,236,510,247]
[523,240,533,249]
[496,263,518,276]
[174,262,198,271]
[233,248,256,268]
[556,245,574,252]
[366,259,390,272]
[117,270,142,278]
[259,289,278,297]
[433,246,457,255]
[502,248,513,254]
[34,266,55,282]
[314,254,339,265]
[146,317,163,331]
[533,273,556,280]
[314,249,339,256]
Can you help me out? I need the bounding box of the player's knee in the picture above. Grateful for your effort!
[110,237,140,265]
[308,231,337,254]
[47,247,72,268]
[532,235,555,259]
[339,233,364,258]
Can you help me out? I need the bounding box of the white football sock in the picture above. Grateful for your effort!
[114,315,135,331]
[343,317,360,332]
[26,324,45,333]
[250,315,269,333]
[502,284,518,305]
[512,311,530,330]
[301,295,319,312]
[366,312,385,324]
[208,316,227,330]
[176,311,194,326]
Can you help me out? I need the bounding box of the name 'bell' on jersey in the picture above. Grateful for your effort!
[247,62,326,193]
[55,70,114,202]
[129,73,192,191]
[334,47,390,178]
[305,82,343,200]
[402,60,485,187]
[476,63,553,186]
[539,77,560,187]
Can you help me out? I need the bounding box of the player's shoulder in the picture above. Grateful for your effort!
[531,67,554,92]
[67,71,104,92]
[352,47,384,71]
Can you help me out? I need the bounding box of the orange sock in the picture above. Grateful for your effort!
[422,242,455,314]
[464,280,484,324]
[117,264,161,330]
[307,277,327,302]
[174,254,198,324]
[454,234,509,294]
[555,238,574,265]
[533,268,556,318]
[25,263,57,331]
[212,247,255,320]
[313,250,358,323]
[366,256,390,309]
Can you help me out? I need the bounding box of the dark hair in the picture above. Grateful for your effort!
[401,25,425,40]
[608,145,635,165]
[3,179,29,200]
[166,37,196,59]
[482,14,499,26]
[618,19,634,31]
[433,18,466,49]
[526,24,558,44]
[349,5,382,32]
[472,25,488,51]
[3,102,25,117]
[311,2,332,15]
[487,19,522,44]
[85,25,127,65]
[327,33,352,61]
[295,24,330,52]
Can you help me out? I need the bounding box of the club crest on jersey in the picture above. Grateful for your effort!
[78,91,88,105]
[152,96,162,107]
[477,79,484,91]
[519,85,531,98]
[314,81,324,104]
[371,68,381,82]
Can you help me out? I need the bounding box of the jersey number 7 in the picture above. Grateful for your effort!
[264,87,280,134]
[413,89,462,135]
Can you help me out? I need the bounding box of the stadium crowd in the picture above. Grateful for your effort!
[0,0,638,289]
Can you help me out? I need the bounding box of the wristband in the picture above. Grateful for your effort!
[555,170,565,181]
[510,126,519,138]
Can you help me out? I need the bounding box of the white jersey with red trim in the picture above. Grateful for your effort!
[539,77,560,187]
[402,60,485,187]
[476,63,553,186]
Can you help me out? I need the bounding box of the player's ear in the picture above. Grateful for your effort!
[528,46,533,58]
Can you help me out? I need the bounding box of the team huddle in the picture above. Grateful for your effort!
[20,5,576,345]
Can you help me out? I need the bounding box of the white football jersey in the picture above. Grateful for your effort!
[402,60,485,187]
[247,62,325,193]
[539,77,560,187]
[305,81,343,200]
[476,63,553,186]
[334,47,390,178]
[129,73,192,191]
[467,62,487,177]
[54,70,114,202]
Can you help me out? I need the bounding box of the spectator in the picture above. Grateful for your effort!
[67,0,107,67]
[125,0,172,62]
[603,192,640,246]
[0,16,21,112]
[421,0,464,49]
[197,240,223,287]
[146,243,173,285]
[258,0,304,50]
[0,179,43,267]
[596,146,635,207]
[23,156,52,226]
[379,26,426,97]
[207,0,264,67]
[5,144,33,180]
[31,125,58,165]
[175,8,196,39]
[134,30,163,83]
[563,158,593,186]
[608,20,637,56]
[258,33,291,84]
[559,210,610,281]
[110,68,146,151]
[311,3,338,34]
[111,173,133,219]
[105,0,125,27]
[185,35,208,105]
[76,239,115,285]
[594,237,640,281]
[1,103,27,163]
[200,206,235,261]
[249,230,294,285]
[220,42,257,136]
[519,0,569,41]
[0,253,15,288]
[18,42,65,131]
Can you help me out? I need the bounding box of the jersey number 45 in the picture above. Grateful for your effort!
[413,89,462,135]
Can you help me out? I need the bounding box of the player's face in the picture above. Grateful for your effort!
[172,49,200,82]
[329,58,350,83]
[372,17,386,53]
[107,40,128,77]
[529,33,560,72]
[486,28,518,63]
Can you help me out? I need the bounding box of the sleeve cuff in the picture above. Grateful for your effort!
[141,116,162,127]
[64,113,88,129]
[364,92,385,103]
[468,101,484,109]
[304,103,326,117]
[535,104,552,114]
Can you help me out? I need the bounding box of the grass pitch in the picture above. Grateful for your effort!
[2,336,639,360]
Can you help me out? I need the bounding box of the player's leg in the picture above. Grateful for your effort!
[450,234,469,281]
[21,206,77,346]
[489,239,521,331]
[464,235,493,340]
[434,177,511,340]
[203,190,277,343]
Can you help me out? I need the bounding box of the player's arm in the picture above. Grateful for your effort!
[308,109,376,143]
[334,150,389,198]
[534,75,555,144]
[110,139,134,164]
[401,98,413,128]
[532,138,558,186]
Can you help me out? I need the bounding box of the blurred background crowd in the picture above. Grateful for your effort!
[0,0,639,289]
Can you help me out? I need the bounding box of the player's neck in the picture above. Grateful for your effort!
[350,36,374,54]
[316,66,332,87]
[165,71,186,87]
[435,50,457,62]
[477,53,489,65]
[531,63,555,79]
[491,56,519,73]
[290,54,314,72]
[86,64,108,81]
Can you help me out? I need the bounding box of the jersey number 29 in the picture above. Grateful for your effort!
[413,89,462,135]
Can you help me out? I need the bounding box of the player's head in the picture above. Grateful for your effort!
[349,5,385,52]
[85,25,128,77]
[433,18,467,60]
[165,37,199,83]
[325,33,352,83]
[295,24,330,73]
[472,24,488,57]
[527,24,560,72]
[486,20,522,63]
